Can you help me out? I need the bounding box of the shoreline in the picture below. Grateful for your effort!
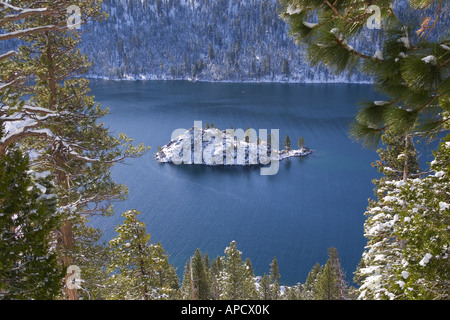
[85,74,373,85]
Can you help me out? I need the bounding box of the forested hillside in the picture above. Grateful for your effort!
[80,0,376,82]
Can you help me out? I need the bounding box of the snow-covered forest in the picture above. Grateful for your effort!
[80,0,376,82]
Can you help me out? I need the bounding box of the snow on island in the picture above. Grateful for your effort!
[155,126,313,172]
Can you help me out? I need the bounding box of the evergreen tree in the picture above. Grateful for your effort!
[191,248,211,300]
[281,0,449,301]
[315,259,339,300]
[327,247,347,299]
[181,261,194,299]
[392,135,449,299]
[269,257,281,299]
[107,210,178,300]
[356,131,450,300]
[285,283,304,300]
[222,241,257,299]
[204,252,211,271]
[298,136,305,149]
[244,258,254,275]
[302,249,348,300]
[281,0,449,147]
[0,147,62,299]
[304,263,322,299]
[0,1,71,92]
[314,248,347,300]
[1,0,147,299]
[263,54,271,76]
[258,274,272,300]
[208,43,215,60]
[211,256,225,300]
[70,222,110,300]
[284,134,291,150]
[282,58,290,77]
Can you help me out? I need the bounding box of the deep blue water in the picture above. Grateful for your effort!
[89,80,383,286]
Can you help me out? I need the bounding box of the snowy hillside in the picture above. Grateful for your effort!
[79,0,378,83]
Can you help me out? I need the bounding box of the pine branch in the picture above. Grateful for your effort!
[323,0,340,16]
[0,50,16,61]
[0,25,67,41]
[334,37,373,61]
[0,7,49,26]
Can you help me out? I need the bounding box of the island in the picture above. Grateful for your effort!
[155,125,313,167]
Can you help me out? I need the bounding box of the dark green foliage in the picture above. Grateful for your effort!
[0,148,62,299]
[302,248,348,300]
[355,131,450,300]
[298,136,305,149]
[281,0,449,148]
[284,134,291,150]
[191,249,212,299]
[107,210,179,300]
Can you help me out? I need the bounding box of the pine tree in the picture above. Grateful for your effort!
[263,54,271,76]
[282,58,290,77]
[1,0,147,299]
[392,135,449,299]
[327,247,347,299]
[107,210,178,300]
[356,131,450,300]
[314,248,347,300]
[280,0,449,147]
[191,248,211,300]
[355,133,414,299]
[304,263,322,299]
[211,256,225,299]
[222,241,257,299]
[285,283,304,300]
[284,134,291,150]
[70,222,110,300]
[281,0,449,300]
[208,43,215,60]
[0,147,62,299]
[0,1,71,92]
[269,257,281,299]
[315,259,339,300]
[181,261,194,299]
[258,274,272,300]
[298,137,305,149]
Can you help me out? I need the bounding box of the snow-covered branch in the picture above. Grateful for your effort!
[0,25,61,41]
[0,7,49,26]
[0,49,16,61]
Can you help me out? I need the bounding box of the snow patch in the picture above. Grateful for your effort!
[303,21,317,28]
[286,5,302,15]
[439,202,449,211]
[419,253,433,267]
[421,55,436,65]
[373,50,384,60]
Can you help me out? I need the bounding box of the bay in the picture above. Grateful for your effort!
[89,80,382,286]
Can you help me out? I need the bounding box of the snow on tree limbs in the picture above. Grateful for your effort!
[280,0,449,147]
[0,0,147,300]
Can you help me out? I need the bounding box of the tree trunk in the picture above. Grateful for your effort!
[403,134,409,183]
[62,220,78,300]
[46,31,78,299]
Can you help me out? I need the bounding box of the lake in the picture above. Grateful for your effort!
[89,80,382,286]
